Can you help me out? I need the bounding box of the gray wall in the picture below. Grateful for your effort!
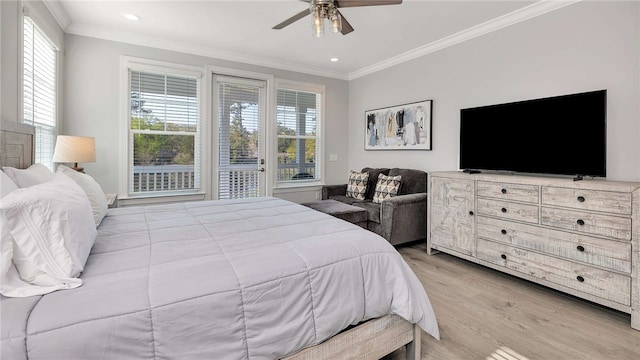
[63,34,349,196]
[1,0,21,125]
[348,1,640,182]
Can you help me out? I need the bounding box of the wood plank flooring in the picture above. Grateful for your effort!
[385,244,640,360]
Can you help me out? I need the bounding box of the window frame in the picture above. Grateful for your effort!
[274,80,325,188]
[21,10,60,170]
[119,56,205,203]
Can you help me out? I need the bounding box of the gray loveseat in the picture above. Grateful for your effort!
[322,167,427,246]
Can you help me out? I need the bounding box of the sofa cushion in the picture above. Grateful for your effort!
[361,168,390,200]
[301,199,368,225]
[372,174,402,204]
[345,170,369,200]
[388,168,427,195]
[328,195,358,205]
[352,201,381,224]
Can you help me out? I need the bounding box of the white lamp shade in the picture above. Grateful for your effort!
[52,135,96,163]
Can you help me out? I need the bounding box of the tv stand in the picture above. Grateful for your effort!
[462,169,481,174]
[428,171,640,331]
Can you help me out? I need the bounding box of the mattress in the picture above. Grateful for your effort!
[1,197,439,359]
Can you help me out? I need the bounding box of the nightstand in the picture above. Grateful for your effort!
[105,193,118,208]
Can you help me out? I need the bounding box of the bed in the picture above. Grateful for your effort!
[0,121,440,359]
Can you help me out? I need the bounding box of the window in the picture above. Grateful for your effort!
[127,67,201,196]
[23,17,57,170]
[276,84,323,183]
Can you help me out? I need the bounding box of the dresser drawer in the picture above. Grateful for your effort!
[541,186,631,215]
[477,181,539,203]
[476,216,631,273]
[541,207,631,241]
[476,239,631,306]
[477,198,539,224]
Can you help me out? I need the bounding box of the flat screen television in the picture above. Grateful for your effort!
[459,89,607,178]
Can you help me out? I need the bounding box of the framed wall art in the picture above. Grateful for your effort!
[365,99,432,150]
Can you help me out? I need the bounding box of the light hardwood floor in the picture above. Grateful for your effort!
[386,244,640,360]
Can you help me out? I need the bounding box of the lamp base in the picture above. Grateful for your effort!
[72,163,85,173]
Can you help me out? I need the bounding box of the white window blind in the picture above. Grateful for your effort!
[23,17,57,170]
[276,88,321,182]
[217,80,263,199]
[128,69,200,195]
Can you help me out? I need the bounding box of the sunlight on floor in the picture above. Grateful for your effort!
[486,346,530,360]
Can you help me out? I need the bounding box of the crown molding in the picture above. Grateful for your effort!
[52,0,579,81]
[42,0,71,30]
[65,23,350,80]
[347,0,582,80]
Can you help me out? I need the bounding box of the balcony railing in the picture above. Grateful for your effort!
[277,163,316,181]
[132,163,316,194]
[133,165,196,193]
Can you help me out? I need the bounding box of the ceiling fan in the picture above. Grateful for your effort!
[272,0,403,37]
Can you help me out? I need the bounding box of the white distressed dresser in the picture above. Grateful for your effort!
[427,171,640,330]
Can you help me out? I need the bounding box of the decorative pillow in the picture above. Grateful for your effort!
[372,173,402,204]
[2,163,54,188]
[1,171,19,198]
[0,172,96,297]
[346,170,369,200]
[56,165,108,226]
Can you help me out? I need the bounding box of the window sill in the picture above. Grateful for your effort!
[274,181,324,190]
[117,192,206,207]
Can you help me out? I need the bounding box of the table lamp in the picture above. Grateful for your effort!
[52,135,96,172]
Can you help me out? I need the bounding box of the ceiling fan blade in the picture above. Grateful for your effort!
[339,11,354,35]
[335,0,402,8]
[272,9,310,30]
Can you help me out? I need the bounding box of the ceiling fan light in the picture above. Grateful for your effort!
[312,4,322,26]
[313,18,325,37]
[331,12,341,33]
[312,4,325,37]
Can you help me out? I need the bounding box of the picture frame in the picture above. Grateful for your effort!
[365,99,432,150]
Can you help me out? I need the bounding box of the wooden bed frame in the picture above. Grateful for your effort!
[283,314,420,360]
[0,120,422,360]
[0,121,35,169]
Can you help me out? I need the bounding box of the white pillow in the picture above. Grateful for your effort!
[1,171,19,198]
[0,172,97,297]
[2,163,54,188]
[56,165,108,226]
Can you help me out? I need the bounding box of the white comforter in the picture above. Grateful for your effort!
[1,197,439,359]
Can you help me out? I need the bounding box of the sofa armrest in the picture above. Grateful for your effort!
[322,184,348,200]
[382,193,427,207]
[380,193,427,245]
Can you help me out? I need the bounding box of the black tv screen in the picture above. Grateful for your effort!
[459,90,607,177]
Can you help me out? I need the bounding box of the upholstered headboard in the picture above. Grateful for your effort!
[1,121,35,169]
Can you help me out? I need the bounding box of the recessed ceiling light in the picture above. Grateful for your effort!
[123,13,140,21]
[330,58,339,62]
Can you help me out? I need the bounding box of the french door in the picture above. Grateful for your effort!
[214,75,267,199]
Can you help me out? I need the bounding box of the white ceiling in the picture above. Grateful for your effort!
[45,0,579,79]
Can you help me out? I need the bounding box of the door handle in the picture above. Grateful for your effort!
[259,167,265,172]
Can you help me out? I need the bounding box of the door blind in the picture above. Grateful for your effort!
[218,80,263,199]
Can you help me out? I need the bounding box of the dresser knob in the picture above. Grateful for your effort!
[577,196,585,203]
[469,211,474,216]
[501,188,507,194]
[576,276,585,282]
[501,254,507,260]
[501,229,507,235]
[576,245,585,252]
[501,208,507,213]
[577,219,585,226]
